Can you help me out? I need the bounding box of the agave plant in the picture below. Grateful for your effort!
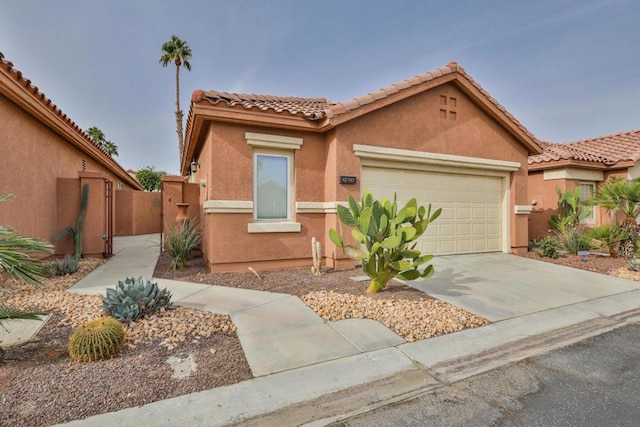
[329,190,441,293]
[102,277,173,325]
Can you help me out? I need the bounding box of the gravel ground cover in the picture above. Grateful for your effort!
[2,250,636,426]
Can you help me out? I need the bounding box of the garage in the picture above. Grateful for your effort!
[362,166,505,255]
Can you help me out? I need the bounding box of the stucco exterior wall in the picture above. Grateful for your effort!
[0,92,137,255]
[115,190,162,236]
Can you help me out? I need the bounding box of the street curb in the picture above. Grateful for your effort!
[237,312,639,427]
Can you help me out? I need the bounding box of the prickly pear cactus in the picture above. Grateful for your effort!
[329,190,441,293]
[68,316,126,362]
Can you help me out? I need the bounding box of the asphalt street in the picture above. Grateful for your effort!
[335,323,640,427]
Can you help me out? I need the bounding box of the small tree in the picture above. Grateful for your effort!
[329,190,441,293]
[135,166,165,192]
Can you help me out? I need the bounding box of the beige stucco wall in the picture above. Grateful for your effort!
[0,92,136,255]
[192,82,532,272]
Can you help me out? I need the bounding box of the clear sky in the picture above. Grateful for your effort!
[1,0,638,174]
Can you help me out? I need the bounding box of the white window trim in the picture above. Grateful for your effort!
[579,182,596,224]
[246,132,303,150]
[253,150,294,221]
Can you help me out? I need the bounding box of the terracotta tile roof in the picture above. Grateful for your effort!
[191,89,336,120]
[529,129,640,166]
[190,62,538,145]
[0,52,142,190]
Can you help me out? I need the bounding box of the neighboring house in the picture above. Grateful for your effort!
[0,52,147,257]
[178,61,542,272]
[528,130,640,240]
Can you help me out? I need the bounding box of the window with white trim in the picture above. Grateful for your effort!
[246,132,302,233]
[254,150,292,221]
[579,182,595,224]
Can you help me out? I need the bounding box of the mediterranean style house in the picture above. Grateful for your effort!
[178,62,543,272]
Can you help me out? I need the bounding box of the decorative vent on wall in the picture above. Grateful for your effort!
[439,95,457,121]
[82,159,86,171]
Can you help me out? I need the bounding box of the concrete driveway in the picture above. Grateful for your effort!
[410,253,640,322]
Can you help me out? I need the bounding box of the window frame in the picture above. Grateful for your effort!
[578,181,596,224]
[253,148,294,222]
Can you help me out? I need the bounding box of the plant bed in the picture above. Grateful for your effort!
[154,253,490,342]
[517,250,639,279]
[0,259,252,427]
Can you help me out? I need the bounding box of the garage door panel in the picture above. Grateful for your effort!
[362,167,503,255]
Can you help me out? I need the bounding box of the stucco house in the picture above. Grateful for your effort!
[528,129,640,240]
[179,62,543,272]
[0,52,152,257]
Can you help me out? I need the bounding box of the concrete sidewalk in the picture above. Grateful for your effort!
[10,234,640,426]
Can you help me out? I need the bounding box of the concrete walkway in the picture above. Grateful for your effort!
[11,234,640,426]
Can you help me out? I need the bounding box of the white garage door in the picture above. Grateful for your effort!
[361,167,504,255]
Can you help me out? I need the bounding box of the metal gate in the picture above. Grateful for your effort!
[104,179,113,256]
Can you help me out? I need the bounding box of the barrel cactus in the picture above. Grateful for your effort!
[102,277,173,325]
[329,190,441,293]
[68,316,126,362]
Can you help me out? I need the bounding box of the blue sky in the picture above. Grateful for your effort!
[1,0,638,174]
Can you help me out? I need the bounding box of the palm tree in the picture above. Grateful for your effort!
[102,141,119,157]
[86,126,118,157]
[159,35,192,160]
[590,176,640,257]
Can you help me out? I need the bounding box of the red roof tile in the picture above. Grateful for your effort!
[529,129,640,166]
[192,90,336,120]
[189,62,538,146]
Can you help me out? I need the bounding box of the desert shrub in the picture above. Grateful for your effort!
[538,236,561,259]
[45,254,79,276]
[586,224,628,258]
[563,228,592,254]
[68,316,126,362]
[166,218,199,269]
[102,277,173,325]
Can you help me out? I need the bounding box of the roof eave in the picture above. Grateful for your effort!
[0,66,143,190]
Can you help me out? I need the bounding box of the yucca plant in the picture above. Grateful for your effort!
[165,218,199,269]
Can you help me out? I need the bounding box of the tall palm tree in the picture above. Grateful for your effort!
[159,35,192,161]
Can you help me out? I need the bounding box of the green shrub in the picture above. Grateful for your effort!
[102,277,173,325]
[166,218,199,269]
[45,254,79,276]
[563,228,591,254]
[586,224,628,257]
[538,236,561,259]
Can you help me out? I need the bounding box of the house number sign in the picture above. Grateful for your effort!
[340,176,357,185]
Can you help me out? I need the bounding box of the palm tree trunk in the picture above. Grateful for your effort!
[175,64,184,158]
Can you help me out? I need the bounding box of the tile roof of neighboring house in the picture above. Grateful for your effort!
[190,61,538,143]
[0,52,142,190]
[529,129,640,167]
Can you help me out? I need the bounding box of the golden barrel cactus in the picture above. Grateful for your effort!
[68,316,126,362]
